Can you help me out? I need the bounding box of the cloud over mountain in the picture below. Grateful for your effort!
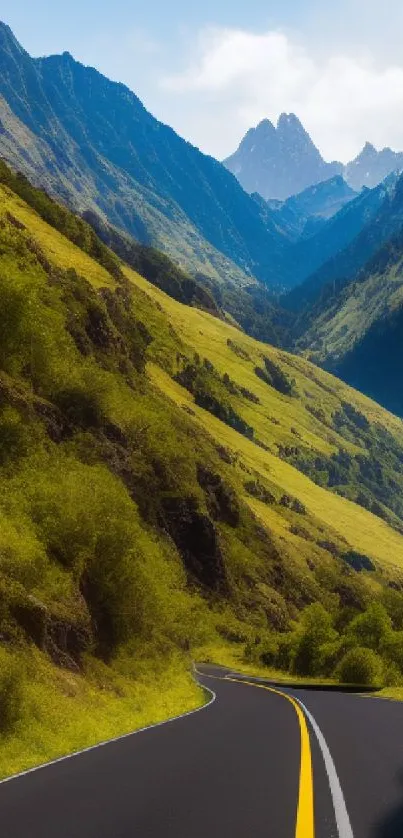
[163,26,403,162]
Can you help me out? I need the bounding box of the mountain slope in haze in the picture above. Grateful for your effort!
[4,168,403,774]
[345,142,403,192]
[294,227,403,417]
[265,176,358,242]
[225,115,403,201]
[284,172,403,311]
[224,114,342,201]
[0,22,289,291]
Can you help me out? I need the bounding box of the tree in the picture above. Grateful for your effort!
[347,603,392,651]
[292,603,337,676]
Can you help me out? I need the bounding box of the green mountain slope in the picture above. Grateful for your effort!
[0,22,291,292]
[3,173,403,775]
[294,227,403,417]
[285,173,403,311]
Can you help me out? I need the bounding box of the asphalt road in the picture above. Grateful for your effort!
[1,664,403,837]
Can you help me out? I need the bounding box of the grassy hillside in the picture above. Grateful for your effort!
[294,226,403,417]
[3,177,403,776]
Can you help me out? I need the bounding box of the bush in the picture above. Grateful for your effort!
[337,647,383,686]
[380,630,403,671]
[291,603,337,676]
[0,648,24,733]
[347,603,392,651]
[383,661,403,687]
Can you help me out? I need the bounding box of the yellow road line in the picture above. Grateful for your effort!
[201,672,314,838]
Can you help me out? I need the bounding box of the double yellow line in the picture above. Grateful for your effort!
[206,674,315,838]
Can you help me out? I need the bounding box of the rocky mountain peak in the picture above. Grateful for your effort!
[224,114,341,200]
[225,117,403,200]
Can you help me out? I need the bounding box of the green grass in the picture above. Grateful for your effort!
[0,649,204,781]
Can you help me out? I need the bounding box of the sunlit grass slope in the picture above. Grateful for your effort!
[124,265,403,570]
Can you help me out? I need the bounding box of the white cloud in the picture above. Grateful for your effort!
[161,26,403,162]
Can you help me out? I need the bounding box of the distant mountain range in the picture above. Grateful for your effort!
[283,172,401,307]
[224,115,403,200]
[262,175,358,242]
[0,21,289,294]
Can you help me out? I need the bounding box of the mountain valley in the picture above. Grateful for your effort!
[3,16,403,782]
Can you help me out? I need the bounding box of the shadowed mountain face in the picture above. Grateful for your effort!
[263,176,358,242]
[283,172,403,311]
[287,220,403,418]
[0,22,289,290]
[225,116,403,201]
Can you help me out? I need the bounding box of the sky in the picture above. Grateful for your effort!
[2,0,403,162]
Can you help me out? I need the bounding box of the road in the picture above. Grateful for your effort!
[1,664,403,837]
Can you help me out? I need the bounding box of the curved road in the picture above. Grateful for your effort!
[1,664,403,837]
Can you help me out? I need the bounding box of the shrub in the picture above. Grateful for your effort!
[336,647,383,686]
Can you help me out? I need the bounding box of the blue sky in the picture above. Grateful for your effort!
[2,0,403,161]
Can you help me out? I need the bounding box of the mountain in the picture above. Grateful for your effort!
[284,172,403,311]
[282,173,400,304]
[293,225,403,417]
[264,176,358,242]
[345,142,403,191]
[0,22,289,291]
[225,116,403,201]
[3,164,403,776]
[224,114,343,201]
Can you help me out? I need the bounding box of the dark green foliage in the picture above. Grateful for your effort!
[278,407,403,530]
[244,480,276,505]
[255,355,296,396]
[334,402,370,433]
[279,495,306,514]
[195,392,254,439]
[174,361,255,439]
[217,283,292,346]
[342,551,375,572]
[53,387,103,430]
[226,339,251,361]
[197,466,240,527]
